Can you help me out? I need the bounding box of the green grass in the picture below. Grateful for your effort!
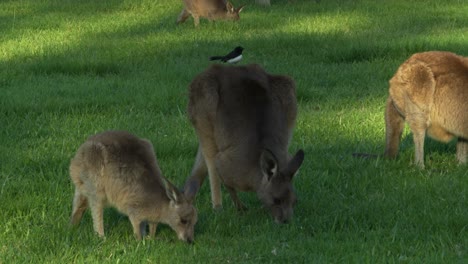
[1,0,467,262]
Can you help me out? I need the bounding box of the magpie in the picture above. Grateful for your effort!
[210,46,244,64]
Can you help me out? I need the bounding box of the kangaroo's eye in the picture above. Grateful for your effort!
[180,219,188,225]
[273,198,281,205]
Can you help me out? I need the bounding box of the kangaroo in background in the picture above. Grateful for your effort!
[184,64,305,224]
[177,0,245,27]
[69,131,197,242]
[385,51,468,168]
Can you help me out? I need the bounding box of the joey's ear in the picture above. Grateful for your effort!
[163,178,184,205]
[226,1,234,12]
[283,149,305,180]
[260,149,278,181]
[237,5,246,13]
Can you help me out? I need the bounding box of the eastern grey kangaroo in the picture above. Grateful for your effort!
[70,131,197,242]
[385,51,468,168]
[184,64,304,223]
[177,0,245,26]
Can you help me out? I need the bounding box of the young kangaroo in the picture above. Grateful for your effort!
[69,131,197,242]
[385,51,468,168]
[177,0,245,27]
[183,64,305,224]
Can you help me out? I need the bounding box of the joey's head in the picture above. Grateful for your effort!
[257,149,304,224]
[162,178,198,243]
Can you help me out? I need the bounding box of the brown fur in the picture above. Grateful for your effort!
[177,0,245,27]
[69,131,197,242]
[384,51,468,168]
[183,64,304,223]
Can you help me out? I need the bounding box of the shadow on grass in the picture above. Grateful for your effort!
[2,0,467,176]
[3,0,468,77]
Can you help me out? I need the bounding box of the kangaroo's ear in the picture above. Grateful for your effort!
[163,178,184,205]
[283,149,305,180]
[226,1,234,12]
[237,5,246,13]
[260,149,279,182]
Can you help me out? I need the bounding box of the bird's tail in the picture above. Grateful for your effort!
[210,56,223,61]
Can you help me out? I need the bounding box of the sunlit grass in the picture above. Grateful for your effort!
[1,0,467,263]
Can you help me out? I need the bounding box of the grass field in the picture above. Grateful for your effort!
[1,0,467,262]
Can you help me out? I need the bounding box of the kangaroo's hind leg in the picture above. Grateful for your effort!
[177,9,191,24]
[200,140,222,210]
[384,97,405,159]
[192,127,222,210]
[88,195,106,238]
[456,138,468,164]
[184,145,208,200]
[70,189,88,226]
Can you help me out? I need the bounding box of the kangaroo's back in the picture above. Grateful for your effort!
[183,0,226,14]
[87,130,162,179]
[189,64,297,158]
[405,51,468,77]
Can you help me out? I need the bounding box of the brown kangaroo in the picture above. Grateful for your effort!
[177,0,245,27]
[184,64,305,223]
[69,131,197,242]
[384,51,468,168]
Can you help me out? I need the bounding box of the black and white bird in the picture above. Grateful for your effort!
[210,46,244,64]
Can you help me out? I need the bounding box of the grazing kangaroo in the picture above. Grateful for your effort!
[184,64,305,224]
[69,131,197,242]
[177,0,245,27]
[384,51,468,168]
